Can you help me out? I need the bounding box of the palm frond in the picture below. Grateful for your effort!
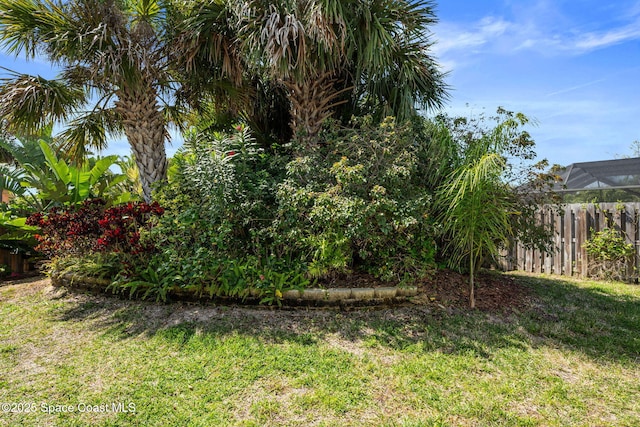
[0,0,94,62]
[438,151,513,272]
[161,104,188,133]
[0,163,26,196]
[57,107,123,163]
[175,0,244,85]
[0,0,49,57]
[349,0,448,119]
[0,68,86,134]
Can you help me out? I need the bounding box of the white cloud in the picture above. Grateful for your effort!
[434,17,512,56]
[573,21,640,50]
[433,4,640,65]
[626,0,640,18]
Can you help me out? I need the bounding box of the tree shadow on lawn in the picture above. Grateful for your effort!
[513,274,640,362]
[50,274,640,364]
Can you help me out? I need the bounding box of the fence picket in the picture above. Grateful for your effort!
[575,206,586,277]
[553,209,562,274]
[564,208,573,276]
[544,206,553,274]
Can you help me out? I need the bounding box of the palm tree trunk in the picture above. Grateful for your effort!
[469,240,476,309]
[115,88,167,202]
[284,72,350,146]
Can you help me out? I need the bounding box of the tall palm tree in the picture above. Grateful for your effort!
[234,0,449,143]
[0,0,242,201]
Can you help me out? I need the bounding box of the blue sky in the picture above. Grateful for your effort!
[433,0,640,166]
[1,0,639,167]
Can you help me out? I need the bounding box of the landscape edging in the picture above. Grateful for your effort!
[50,272,418,307]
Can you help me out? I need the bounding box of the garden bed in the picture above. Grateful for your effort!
[49,269,529,310]
[50,271,417,307]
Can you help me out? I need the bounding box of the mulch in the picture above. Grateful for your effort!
[317,268,530,311]
[415,269,530,311]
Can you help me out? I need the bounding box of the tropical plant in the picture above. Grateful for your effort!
[0,210,39,254]
[434,109,556,308]
[583,227,635,281]
[228,0,448,142]
[437,153,513,308]
[0,0,223,202]
[26,198,163,257]
[0,128,47,202]
[114,155,144,200]
[0,136,133,210]
[0,128,134,256]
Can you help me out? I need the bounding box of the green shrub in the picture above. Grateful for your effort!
[36,112,556,303]
[156,125,285,255]
[274,117,437,282]
[584,227,635,281]
[128,118,437,301]
[128,126,308,302]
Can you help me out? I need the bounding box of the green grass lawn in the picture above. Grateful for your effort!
[1,273,639,426]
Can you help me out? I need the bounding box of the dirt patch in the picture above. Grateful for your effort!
[0,275,50,301]
[414,269,530,312]
[0,272,46,286]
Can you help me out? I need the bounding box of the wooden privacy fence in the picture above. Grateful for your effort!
[0,248,34,274]
[500,202,640,278]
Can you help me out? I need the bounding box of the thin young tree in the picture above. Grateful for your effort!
[437,151,513,308]
[435,111,540,308]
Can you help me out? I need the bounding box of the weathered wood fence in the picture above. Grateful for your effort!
[500,203,640,278]
[0,248,34,274]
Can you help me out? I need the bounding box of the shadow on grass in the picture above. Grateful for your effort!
[514,274,640,361]
[49,274,640,364]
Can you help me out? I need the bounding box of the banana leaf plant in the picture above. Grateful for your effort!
[0,211,38,254]
[0,136,134,211]
[34,140,132,208]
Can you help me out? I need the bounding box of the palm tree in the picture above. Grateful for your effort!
[435,111,535,308]
[0,0,241,202]
[170,0,247,113]
[234,0,449,142]
[437,152,513,308]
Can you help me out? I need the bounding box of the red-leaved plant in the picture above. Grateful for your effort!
[27,199,164,258]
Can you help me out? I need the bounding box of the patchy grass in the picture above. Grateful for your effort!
[0,273,639,426]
